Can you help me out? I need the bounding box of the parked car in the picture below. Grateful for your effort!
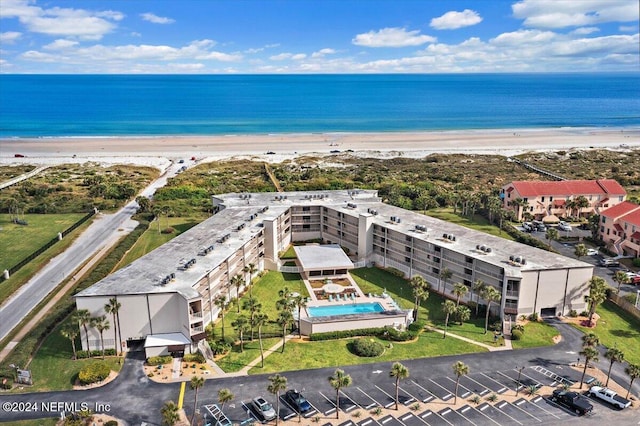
[284,389,312,413]
[624,272,640,284]
[252,397,276,421]
[586,248,599,256]
[588,385,631,409]
[522,222,533,232]
[551,389,593,415]
[599,258,620,267]
[558,221,572,231]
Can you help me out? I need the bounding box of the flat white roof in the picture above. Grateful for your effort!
[294,244,354,271]
[144,332,191,348]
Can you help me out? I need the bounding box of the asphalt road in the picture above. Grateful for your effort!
[0,160,184,343]
[1,322,638,425]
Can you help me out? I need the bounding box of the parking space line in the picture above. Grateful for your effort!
[462,404,501,426]
[444,377,472,398]
[503,400,541,422]
[356,387,382,409]
[479,373,507,393]
[420,409,454,426]
[359,419,376,426]
[528,396,561,419]
[407,380,438,402]
[494,402,525,425]
[374,385,397,408]
[428,379,454,401]
[319,392,337,415]
[478,402,522,426]
[339,391,358,412]
[461,375,491,396]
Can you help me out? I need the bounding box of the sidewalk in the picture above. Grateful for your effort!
[426,326,512,352]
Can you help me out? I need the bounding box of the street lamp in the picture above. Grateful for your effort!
[515,366,525,396]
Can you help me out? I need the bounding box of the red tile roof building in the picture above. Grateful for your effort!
[501,179,627,221]
[599,201,640,257]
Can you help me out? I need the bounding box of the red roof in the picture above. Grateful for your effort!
[553,199,566,206]
[631,231,640,240]
[506,187,514,193]
[599,198,609,204]
[622,209,640,227]
[614,224,624,232]
[509,179,626,197]
[600,201,640,220]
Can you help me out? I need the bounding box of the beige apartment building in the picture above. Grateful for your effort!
[75,190,593,357]
[599,201,640,257]
[501,179,626,221]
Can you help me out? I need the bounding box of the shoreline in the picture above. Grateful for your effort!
[1,127,639,167]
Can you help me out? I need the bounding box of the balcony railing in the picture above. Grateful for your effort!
[191,326,204,333]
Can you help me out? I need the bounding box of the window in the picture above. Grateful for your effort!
[465,256,473,264]
[541,196,545,202]
[303,215,311,221]
[550,196,553,201]
[405,257,411,263]
[302,206,310,212]
[406,236,412,242]
[405,247,412,253]
[434,246,441,252]
[303,224,310,230]
[464,268,472,276]
[601,217,606,223]
[432,267,440,275]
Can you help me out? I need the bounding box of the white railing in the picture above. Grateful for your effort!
[279,265,300,273]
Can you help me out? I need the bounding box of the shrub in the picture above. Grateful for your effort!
[385,267,405,278]
[511,324,525,334]
[183,353,205,363]
[528,312,539,322]
[147,355,172,366]
[407,320,426,332]
[632,258,640,267]
[78,361,111,385]
[511,329,524,341]
[161,227,175,234]
[309,328,383,341]
[568,310,578,318]
[1,377,13,390]
[579,311,589,317]
[210,341,231,356]
[381,327,417,342]
[105,421,118,426]
[350,338,385,357]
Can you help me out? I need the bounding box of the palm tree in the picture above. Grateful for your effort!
[242,297,262,341]
[293,295,307,337]
[104,297,122,355]
[276,287,294,312]
[218,388,234,410]
[232,274,244,312]
[390,362,409,410]
[441,300,456,339]
[160,400,179,426]
[582,332,600,348]
[574,243,588,261]
[438,267,452,294]
[243,263,258,298]
[74,309,92,355]
[481,286,501,334]
[472,279,485,317]
[190,376,205,425]
[455,305,471,326]
[612,270,630,294]
[410,275,429,321]
[214,295,228,340]
[254,313,269,368]
[604,346,625,387]
[509,197,526,221]
[267,374,288,426]
[94,315,110,359]
[328,369,352,419]
[586,276,607,327]
[452,361,469,405]
[452,283,468,307]
[60,323,79,360]
[277,310,294,352]
[625,363,640,399]
[579,345,599,389]
[545,227,559,249]
[231,315,249,352]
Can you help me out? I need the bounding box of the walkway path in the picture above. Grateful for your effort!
[224,334,297,377]
[0,165,49,190]
[426,326,512,351]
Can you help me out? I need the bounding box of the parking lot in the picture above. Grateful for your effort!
[198,365,612,426]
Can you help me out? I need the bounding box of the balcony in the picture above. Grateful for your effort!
[506,290,519,298]
[191,325,204,334]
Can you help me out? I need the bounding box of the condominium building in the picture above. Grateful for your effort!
[501,179,626,221]
[599,201,640,257]
[75,190,593,357]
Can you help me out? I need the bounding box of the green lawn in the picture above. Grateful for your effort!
[20,317,123,392]
[249,331,486,374]
[425,208,516,241]
[572,300,640,365]
[280,245,298,259]
[216,337,281,373]
[0,213,86,270]
[510,321,560,349]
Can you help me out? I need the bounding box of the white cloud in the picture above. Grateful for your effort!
[131,32,142,37]
[43,39,79,50]
[21,39,242,63]
[619,25,637,32]
[269,52,306,61]
[571,27,600,35]
[0,31,22,44]
[430,9,483,30]
[352,27,436,47]
[140,12,175,24]
[0,0,123,40]
[512,0,638,28]
[311,48,336,58]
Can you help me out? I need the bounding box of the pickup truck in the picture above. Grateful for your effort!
[588,386,631,409]
[551,389,593,415]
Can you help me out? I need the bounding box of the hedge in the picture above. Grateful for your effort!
[76,349,117,359]
[183,353,205,363]
[78,361,111,385]
[147,355,172,366]
[511,329,523,341]
[310,326,418,342]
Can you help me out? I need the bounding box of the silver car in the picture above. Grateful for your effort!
[252,397,276,421]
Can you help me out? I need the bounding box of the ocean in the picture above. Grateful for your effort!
[0,73,638,137]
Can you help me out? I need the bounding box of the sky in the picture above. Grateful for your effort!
[0,0,638,74]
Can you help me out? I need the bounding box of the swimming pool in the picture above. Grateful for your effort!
[307,302,385,317]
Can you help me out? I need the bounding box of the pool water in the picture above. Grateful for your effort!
[308,302,385,317]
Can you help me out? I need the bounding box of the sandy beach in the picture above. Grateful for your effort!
[1,128,638,167]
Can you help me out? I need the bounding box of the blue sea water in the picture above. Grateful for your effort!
[0,73,638,137]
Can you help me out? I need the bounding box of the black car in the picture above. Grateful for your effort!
[284,389,312,413]
[551,389,593,415]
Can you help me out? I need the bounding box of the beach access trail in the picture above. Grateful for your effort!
[0,160,181,354]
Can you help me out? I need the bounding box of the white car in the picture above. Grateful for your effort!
[586,248,599,256]
[588,385,631,409]
[558,221,572,231]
